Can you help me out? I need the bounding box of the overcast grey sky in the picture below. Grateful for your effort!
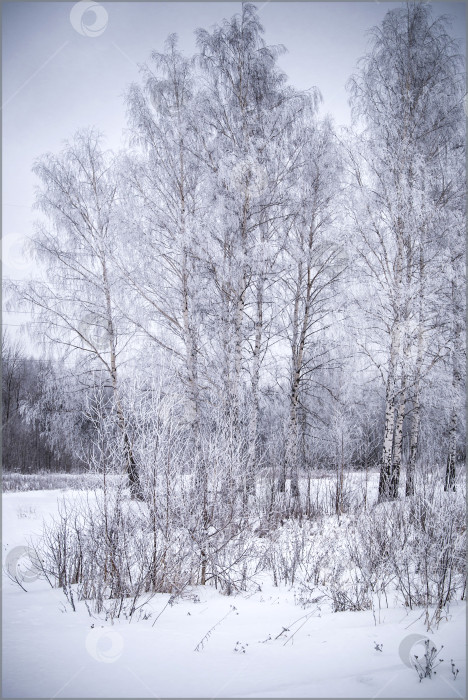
[2,1,466,333]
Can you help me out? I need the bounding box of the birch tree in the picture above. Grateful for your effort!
[279,117,345,504]
[194,2,307,495]
[348,3,465,501]
[124,35,210,513]
[12,130,143,497]
[440,152,466,492]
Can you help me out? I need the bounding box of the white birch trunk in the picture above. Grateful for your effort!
[246,276,264,497]
[378,318,402,501]
[445,276,462,492]
[406,294,424,496]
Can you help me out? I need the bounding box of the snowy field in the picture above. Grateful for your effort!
[2,487,465,699]
[3,1,465,697]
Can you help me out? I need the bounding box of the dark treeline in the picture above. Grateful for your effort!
[2,334,92,473]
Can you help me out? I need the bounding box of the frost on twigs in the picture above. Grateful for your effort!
[194,606,237,652]
[230,156,268,198]
[78,311,112,352]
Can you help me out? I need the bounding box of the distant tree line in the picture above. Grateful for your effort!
[2,333,92,473]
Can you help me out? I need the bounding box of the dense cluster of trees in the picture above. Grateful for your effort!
[5,4,466,516]
[2,333,90,472]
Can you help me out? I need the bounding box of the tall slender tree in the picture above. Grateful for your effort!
[279,116,345,504]
[194,3,309,495]
[348,3,465,501]
[12,130,143,497]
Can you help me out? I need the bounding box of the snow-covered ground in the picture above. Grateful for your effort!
[3,489,466,698]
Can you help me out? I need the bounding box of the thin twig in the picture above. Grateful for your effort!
[194,606,237,652]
